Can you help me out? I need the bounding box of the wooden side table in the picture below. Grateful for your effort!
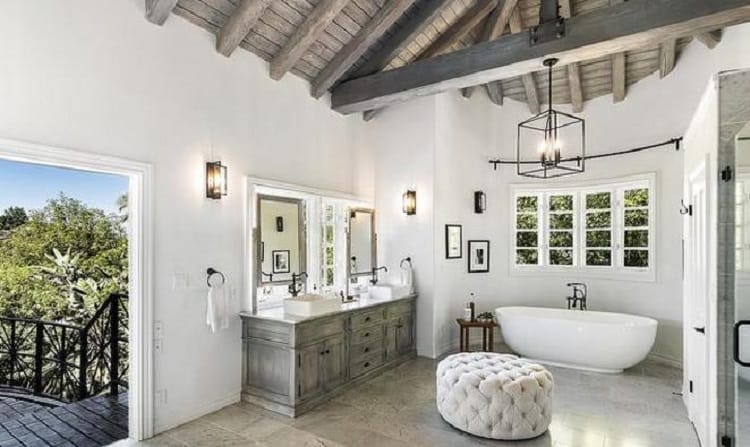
[456,319,496,352]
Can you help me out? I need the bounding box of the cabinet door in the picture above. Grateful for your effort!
[297,343,323,401]
[321,336,346,390]
[384,320,399,362]
[397,314,415,356]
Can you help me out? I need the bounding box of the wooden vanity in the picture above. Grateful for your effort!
[239,295,416,417]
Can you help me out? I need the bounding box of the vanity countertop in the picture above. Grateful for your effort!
[239,293,416,324]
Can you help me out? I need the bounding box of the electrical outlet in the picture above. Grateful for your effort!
[154,339,163,354]
[154,321,163,339]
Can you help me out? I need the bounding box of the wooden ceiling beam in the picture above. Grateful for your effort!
[145,0,178,25]
[331,0,750,114]
[612,53,626,102]
[567,62,583,112]
[358,0,453,122]
[522,74,540,114]
[216,0,273,57]
[659,39,677,78]
[270,0,350,80]
[559,0,572,19]
[416,0,500,61]
[696,29,723,48]
[462,0,520,99]
[353,0,454,78]
[485,82,504,106]
[311,0,417,99]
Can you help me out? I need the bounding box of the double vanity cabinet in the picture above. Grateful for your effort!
[240,295,417,416]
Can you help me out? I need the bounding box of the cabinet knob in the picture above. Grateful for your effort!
[320,351,325,356]
[365,316,371,322]
[325,349,331,354]
[364,362,370,368]
[364,332,370,337]
[364,347,369,353]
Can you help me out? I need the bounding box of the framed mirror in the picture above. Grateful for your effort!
[257,195,306,285]
[348,208,376,278]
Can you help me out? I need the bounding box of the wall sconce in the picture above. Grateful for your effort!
[402,190,416,215]
[474,191,486,214]
[206,161,228,199]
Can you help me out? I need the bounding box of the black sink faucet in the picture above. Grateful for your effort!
[289,272,308,297]
[566,282,588,310]
[370,266,388,285]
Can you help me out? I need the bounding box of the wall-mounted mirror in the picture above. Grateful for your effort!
[348,208,376,277]
[257,195,306,285]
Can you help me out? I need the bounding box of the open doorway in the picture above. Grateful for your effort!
[0,138,153,442]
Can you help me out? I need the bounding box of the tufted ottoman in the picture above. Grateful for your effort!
[436,353,554,440]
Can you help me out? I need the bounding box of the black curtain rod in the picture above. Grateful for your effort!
[489,137,683,170]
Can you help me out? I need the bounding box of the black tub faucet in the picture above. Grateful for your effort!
[370,266,388,285]
[566,282,587,310]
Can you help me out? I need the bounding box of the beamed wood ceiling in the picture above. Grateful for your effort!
[145,0,740,118]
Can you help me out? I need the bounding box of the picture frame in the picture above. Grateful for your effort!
[272,250,290,273]
[445,224,462,259]
[276,216,284,232]
[467,240,490,273]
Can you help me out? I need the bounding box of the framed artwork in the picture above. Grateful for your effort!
[272,250,290,273]
[468,240,490,273]
[445,225,462,259]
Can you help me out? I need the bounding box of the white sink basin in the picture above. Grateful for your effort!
[283,294,341,316]
[368,283,411,300]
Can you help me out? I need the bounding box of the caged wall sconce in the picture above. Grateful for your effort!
[206,161,228,199]
[402,190,416,215]
[474,191,486,214]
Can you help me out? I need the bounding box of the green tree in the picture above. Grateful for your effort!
[0,194,127,322]
[0,206,28,231]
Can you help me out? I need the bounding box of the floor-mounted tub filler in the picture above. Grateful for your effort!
[496,306,657,373]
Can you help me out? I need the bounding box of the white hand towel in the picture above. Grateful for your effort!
[401,264,415,294]
[207,283,229,333]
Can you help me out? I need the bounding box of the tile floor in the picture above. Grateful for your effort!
[111,354,698,447]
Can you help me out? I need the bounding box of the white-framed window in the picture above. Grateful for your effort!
[512,174,655,280]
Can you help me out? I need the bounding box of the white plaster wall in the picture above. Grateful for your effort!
[0,0,366,433]
[364,97,438,357]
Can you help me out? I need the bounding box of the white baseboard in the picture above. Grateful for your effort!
[154,389,241,435]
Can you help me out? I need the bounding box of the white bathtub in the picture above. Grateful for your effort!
[496,306,658,373]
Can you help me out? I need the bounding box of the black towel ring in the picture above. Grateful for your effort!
[207,268,226,287]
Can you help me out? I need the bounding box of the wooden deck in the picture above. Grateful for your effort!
[0,393,128,447]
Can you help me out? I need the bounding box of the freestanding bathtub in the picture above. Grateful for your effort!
[495,306,658,373]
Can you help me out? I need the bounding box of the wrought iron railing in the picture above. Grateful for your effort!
[0,293,128,402]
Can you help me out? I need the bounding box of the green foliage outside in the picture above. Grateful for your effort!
[0,194,128,324]
[0,207,28,231]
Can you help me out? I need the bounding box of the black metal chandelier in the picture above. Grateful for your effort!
[517,58,585,179]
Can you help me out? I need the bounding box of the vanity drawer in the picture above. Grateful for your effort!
[350,309,385,329]
[350,352,384,379]
[349,339,382,363]
[386,300,413,319]
[296,317,345,345]
[350,325,384,345]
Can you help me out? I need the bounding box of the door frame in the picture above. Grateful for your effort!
[0,137,154,440]
[684,157,710,445]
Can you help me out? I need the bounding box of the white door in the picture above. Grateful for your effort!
[686,159,709,446]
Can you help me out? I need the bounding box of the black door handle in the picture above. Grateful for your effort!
[734,320,750,367]
[693,326,705,334]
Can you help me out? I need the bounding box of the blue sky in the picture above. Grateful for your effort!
[0,159,128,214]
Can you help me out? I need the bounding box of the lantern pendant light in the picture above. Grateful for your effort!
[516,58,586,179]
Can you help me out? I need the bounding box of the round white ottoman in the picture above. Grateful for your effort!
[436,353,554,440]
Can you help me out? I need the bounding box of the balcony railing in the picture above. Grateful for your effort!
[0,293,128,402]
